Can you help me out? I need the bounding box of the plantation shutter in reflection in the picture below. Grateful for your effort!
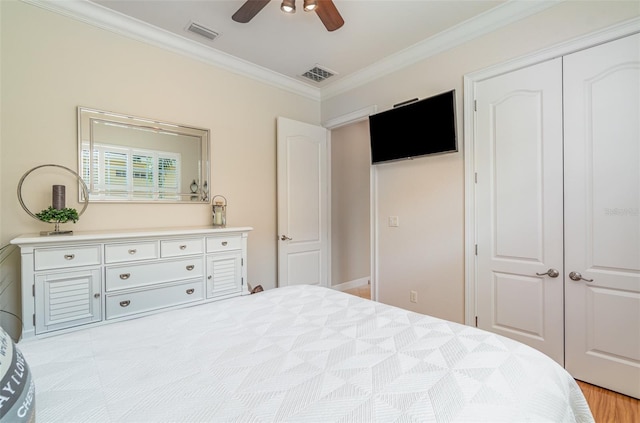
[158,156,179,199]
[81,145,100,187]
[104,151,128,194]
[132,153,154,199]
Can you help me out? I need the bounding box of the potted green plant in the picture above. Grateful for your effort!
[35,206,79,234]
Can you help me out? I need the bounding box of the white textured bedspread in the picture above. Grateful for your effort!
[18,285,593,422]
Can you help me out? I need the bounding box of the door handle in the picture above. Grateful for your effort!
[280,235,292,241]
[536,268,559,278]
[569,271,593,282]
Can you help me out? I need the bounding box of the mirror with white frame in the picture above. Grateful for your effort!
[78,107,210,203]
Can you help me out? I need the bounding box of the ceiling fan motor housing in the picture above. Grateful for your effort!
[232,0,344,32]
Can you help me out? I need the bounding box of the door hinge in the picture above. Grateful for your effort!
[241,258,244,266]
[475,316,478,327]
[33,314,36,327]
[475,244,478,255]
[475,172,478,183]
[474,100,477,111]
[32,284,35,297]
[241,277,244,287]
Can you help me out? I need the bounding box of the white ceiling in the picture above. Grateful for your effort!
[28,0,559,98]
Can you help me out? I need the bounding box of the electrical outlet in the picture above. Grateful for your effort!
[410,290,418,303]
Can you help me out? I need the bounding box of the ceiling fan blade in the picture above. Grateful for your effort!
[316,0,344,32]
[232,0,271,23]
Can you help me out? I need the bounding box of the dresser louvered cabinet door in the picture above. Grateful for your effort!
[34,268,102,334]
[206,251,242,299]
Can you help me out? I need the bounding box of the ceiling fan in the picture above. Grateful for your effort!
[232,0,344,32]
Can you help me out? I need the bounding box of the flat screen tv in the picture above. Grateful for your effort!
[368,89,457,164]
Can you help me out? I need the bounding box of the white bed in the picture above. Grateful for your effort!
[18,285,593,422]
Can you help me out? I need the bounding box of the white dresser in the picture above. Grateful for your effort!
[11,226,252,339]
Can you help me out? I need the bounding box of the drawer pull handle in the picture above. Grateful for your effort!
[186,265,195,271]
[221,241,228,246]
[180,245,187,250]
[120,300,130,307]
[186,288,195,295]
[64,254,75,260]
[120,273,131,280]
[128,249,137,255]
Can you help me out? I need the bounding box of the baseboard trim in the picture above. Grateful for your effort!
[332,277,370,292]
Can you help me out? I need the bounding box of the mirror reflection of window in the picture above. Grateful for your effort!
[82,143,181,200]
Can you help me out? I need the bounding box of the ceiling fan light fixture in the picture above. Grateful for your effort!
[303,0,317,12]
[281,0,296,13]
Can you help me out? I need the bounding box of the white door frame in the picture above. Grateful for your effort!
[463,18,640,325]
[323,106,378,299]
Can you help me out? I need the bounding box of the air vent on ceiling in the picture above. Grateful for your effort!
[301,65,336,83]
[186,21,219,41]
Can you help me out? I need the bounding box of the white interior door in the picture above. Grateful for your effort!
[475,58,565,365]
[564,33,640,399]
[276,117,328,287]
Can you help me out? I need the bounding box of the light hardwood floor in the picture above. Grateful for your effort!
[343,286,640,422]
[343,285,371,300]
[576,381,639,423]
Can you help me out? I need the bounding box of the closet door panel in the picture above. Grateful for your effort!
[564,32,640,399]
[475,58,564,365]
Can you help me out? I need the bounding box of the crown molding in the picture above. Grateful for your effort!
[320,0,561,100]
[21,0,561,103]
[21,0,322,101]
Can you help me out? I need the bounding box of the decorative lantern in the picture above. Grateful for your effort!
[212,195,227,227]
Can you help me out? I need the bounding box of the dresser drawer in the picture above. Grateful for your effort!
[106,280,204,320]
[206,235,241,253]
[34,245,101,271]
[105,258,203,292]
[161,238,203,258]
[105,241,158,264]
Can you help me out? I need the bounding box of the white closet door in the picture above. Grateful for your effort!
[564,33,640,399]
[475,58,565,365]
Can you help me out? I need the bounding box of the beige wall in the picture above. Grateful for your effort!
[0,1,320,290]
[322,1,640,323]
[330,120,370,287]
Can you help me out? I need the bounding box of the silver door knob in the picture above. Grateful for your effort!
[536,268,559,278]
[569,271,593,282]
[280,235,292,241]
